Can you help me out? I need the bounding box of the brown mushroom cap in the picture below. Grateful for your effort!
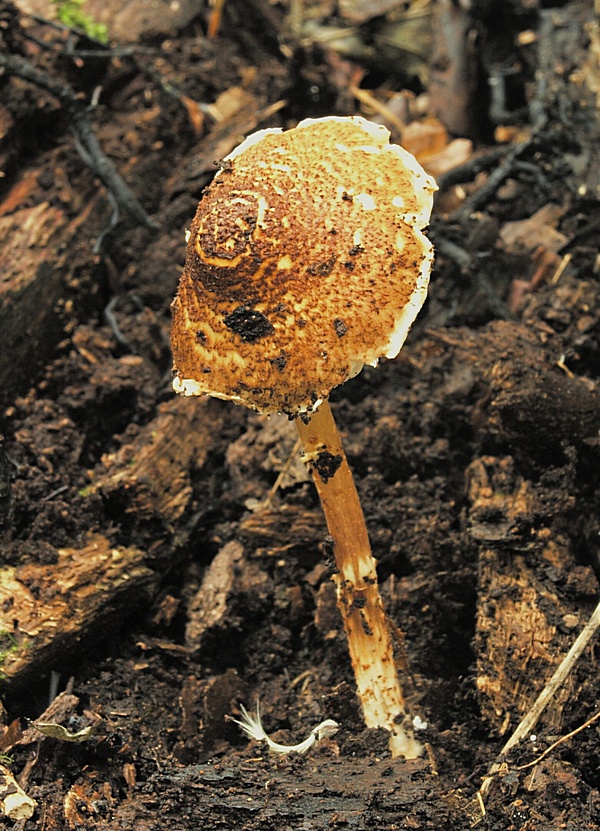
[171,116,436,415]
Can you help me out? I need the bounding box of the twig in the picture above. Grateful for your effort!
[349,85,406,135]
[515,709,600,773]
[26,15,155,58]
[550,252,572,285]
[261,435,303,510]
[41,485,69,502]
[435,147,507,191]
[208,0,227,38]
[0,52,156,232]
[479,598,600,803]
[430,230,515,321]
[103,296,132,350]
[450,140,532,225]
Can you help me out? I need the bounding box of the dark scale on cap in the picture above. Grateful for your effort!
[333,318,348,338]
[270,351,288,371]
[214,158,233,172]
[307,255,337,277]
[224,306,274,343]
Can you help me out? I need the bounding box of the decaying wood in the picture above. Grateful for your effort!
[480,599,600,801]
[90,396,224,532]
[176,668,244,761]
[467,455,598,735]
[0,394,227,691]
[427,320,600,458]
[185,540,270,656]
[482,343,600,461]
[63,777,117,830]
[239,504,325,557]
[0,198,104,405]
[0,535,156,691]
[0,1,599,827]
[113,755,446,828]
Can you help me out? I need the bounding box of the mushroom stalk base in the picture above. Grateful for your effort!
[295,400,421,759]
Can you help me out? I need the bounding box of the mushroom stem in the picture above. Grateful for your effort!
[295,400,421,759]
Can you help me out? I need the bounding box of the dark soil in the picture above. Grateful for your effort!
[1,1,600,829]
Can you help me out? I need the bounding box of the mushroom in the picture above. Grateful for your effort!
[171,116,436,758]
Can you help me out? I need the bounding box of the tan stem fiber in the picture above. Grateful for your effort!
[295,400,421,758]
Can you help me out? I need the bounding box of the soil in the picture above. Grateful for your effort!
[1,1,600,829]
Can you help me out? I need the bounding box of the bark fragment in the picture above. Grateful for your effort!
[91,396,223,530]
[0,535,156,691]
[185,540,270,657]
[0,200,101,404]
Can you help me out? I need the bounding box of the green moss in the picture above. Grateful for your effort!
[53,0,109,43]
[0,630,18,657]
[0,630,21,672]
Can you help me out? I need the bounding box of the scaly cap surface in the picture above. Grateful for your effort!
[171,116,436,414]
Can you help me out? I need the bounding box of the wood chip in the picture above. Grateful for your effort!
[0,764,36,820]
